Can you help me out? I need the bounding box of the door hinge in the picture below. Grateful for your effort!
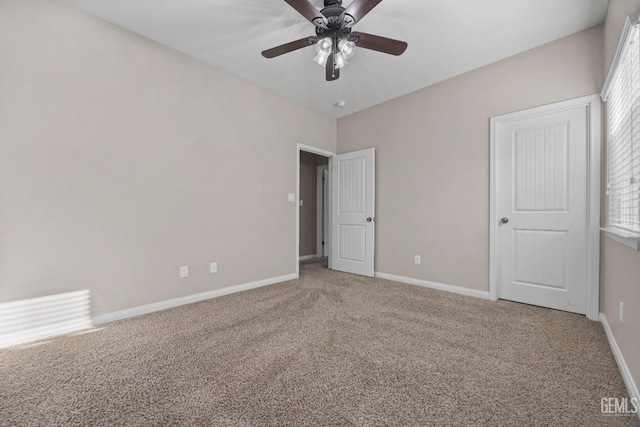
[322,241,325,245]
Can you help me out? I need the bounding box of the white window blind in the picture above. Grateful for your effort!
[604,18,640,234]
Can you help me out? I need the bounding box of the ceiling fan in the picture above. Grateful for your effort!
[261,0,408,81]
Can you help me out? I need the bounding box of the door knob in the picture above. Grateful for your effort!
[500,217,509,224]
[366,217,373,222]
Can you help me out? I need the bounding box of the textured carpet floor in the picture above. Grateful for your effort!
[1,258,637,426]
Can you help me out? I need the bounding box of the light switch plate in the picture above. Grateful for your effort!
[414,255,421,265]
[288,193,296,202]
[210,262,218,274]
[180,265,189,278]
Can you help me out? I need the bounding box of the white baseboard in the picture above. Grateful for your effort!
[600,313,639,407]
[374,272,490,300]
[92,273,297,325]
[298,255,318,261]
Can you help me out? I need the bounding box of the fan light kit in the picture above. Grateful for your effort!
[262,0,408,81]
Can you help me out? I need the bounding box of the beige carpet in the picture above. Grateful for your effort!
[1,258,637,426]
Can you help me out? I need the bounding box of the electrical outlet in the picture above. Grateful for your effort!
[180,266,189,278]
[620,301,624,323]
[210,262,218,274]
[414,255,421,265]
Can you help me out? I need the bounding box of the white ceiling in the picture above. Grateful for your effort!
[63,0,608,118]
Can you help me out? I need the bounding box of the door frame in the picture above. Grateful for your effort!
[316,165,329,258]
[296,143,335,278]
[489,94,601,321]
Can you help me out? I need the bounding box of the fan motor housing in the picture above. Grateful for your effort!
[320,5,344,23]
[318,0,352,39]
[315,24,351,40]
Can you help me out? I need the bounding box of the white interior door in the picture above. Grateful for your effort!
[331,148,375,277]
[495,105,588,314]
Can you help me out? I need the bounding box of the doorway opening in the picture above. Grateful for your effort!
[297,144,334,277]
[296,144,376,279]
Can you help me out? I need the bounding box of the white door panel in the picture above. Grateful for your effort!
[331,148,375,277]
[496,107,588,313]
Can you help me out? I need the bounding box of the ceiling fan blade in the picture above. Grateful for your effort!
[284,0,327,28]
[262,37,318,58]
[350,32,407,56]
[326,54,340,81]
[340,0,383,25]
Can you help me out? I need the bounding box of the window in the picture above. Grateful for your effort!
[603,14,640,235]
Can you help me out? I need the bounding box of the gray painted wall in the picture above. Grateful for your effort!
[0,0,337,316]
[337,26,603,291]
